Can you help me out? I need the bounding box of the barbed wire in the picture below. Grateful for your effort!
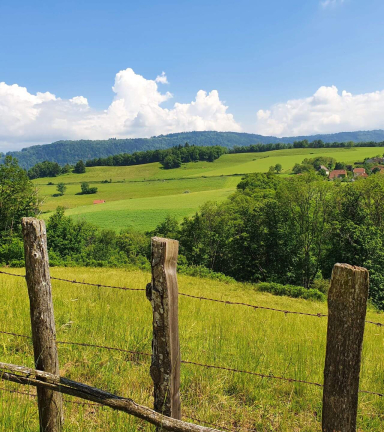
[178,292,327,318]
[0,330,151,358]
[1,270,384,327]
[0,270,25,278]
[181,359,324,387]
[57,340,151,358]
[0,387,250,429]
[0,386,103,407]
[0,270,145,292]
[1,329,383,398]
[50,276,145,292]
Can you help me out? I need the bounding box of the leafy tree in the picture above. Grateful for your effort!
[161,154,182,169]
[275,163,282,173]
[268,165,275,174]
[80,182,98,194]
[292,163,302,174]
[28,160,61,179]
[56,183,67,196]
[116,229,150,260]
[74,160,86,174]
[335,162,346,170]
[147,215,179,239]
[0,156,39,240]
[61,164,72,174]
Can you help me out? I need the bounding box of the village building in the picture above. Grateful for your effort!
[353,167,367,178]
[329,169,347,180]
[366,157,384,164]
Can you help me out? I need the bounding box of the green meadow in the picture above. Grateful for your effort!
[62,189,234,232]
[35,147,384,232]
[1,267,384,431]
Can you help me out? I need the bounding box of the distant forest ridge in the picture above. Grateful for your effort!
[3,130,384,169]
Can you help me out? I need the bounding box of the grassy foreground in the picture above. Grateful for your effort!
[1,267,384,431]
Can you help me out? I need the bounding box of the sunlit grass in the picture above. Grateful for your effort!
[42,189,234,232]
[1,267,384,430]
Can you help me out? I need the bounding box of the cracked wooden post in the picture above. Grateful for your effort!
[22,217,63,432]
[322,263,369,432]
[147,237,181,426]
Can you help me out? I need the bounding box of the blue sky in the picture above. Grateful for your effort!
[1,0,384,150]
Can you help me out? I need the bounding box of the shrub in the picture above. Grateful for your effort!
[80,182,98,194]
[178,265,236,283]
[311,279,330,294]
[256,282,325,301]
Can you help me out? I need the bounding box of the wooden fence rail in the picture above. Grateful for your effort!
[0,362,223,432]
[0,217,375,431]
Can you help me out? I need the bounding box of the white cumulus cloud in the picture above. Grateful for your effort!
[255,85,384,137]
[155,72,168,84]
[0,68,240,151]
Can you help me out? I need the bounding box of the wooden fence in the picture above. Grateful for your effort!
[0,216,376,431]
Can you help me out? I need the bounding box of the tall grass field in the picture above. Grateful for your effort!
[35,147,384,232]
[1,267,384,431]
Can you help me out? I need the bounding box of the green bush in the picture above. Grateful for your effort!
[178,265,235,283]
[311,279,330,294]
[256,282,325,301]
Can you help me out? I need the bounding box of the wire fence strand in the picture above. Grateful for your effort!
[1,329,383,398]
[1,269,384,328]
[0,270,145,292]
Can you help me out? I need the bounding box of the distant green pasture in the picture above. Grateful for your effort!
[38,176,239,213]
[36,147,384,231]
[43,189,234,232]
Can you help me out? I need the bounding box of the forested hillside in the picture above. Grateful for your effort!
[3,129,384,169]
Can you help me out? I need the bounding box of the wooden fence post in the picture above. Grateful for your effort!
[22,217,63,432]
[322,263,369,432]
[146,237,181,423]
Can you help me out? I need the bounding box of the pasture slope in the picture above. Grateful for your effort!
[36,147,384,231]
[1,267,384,431]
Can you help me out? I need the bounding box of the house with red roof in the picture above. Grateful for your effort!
[353,167,366,178]
[329,169,347,180]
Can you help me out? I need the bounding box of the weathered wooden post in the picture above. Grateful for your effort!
[146,237,181,424]
[22,218,63,432]
[322,263,369,432]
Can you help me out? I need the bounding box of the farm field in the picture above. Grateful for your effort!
[56,188,234,232]
[36,147,384,231]
[37,176,240,213]
[1,267,384,431]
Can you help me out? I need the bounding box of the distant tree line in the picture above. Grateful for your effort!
[24,140,384,180]
[229,139,384,154]
[4,132,274,169]
[27,161,72,179]
[85,143,227,169]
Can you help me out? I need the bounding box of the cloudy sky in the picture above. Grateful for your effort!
[1,0,384,151]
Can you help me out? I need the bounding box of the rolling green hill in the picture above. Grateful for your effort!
[5,129,384,169]
[37,146,384,232]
